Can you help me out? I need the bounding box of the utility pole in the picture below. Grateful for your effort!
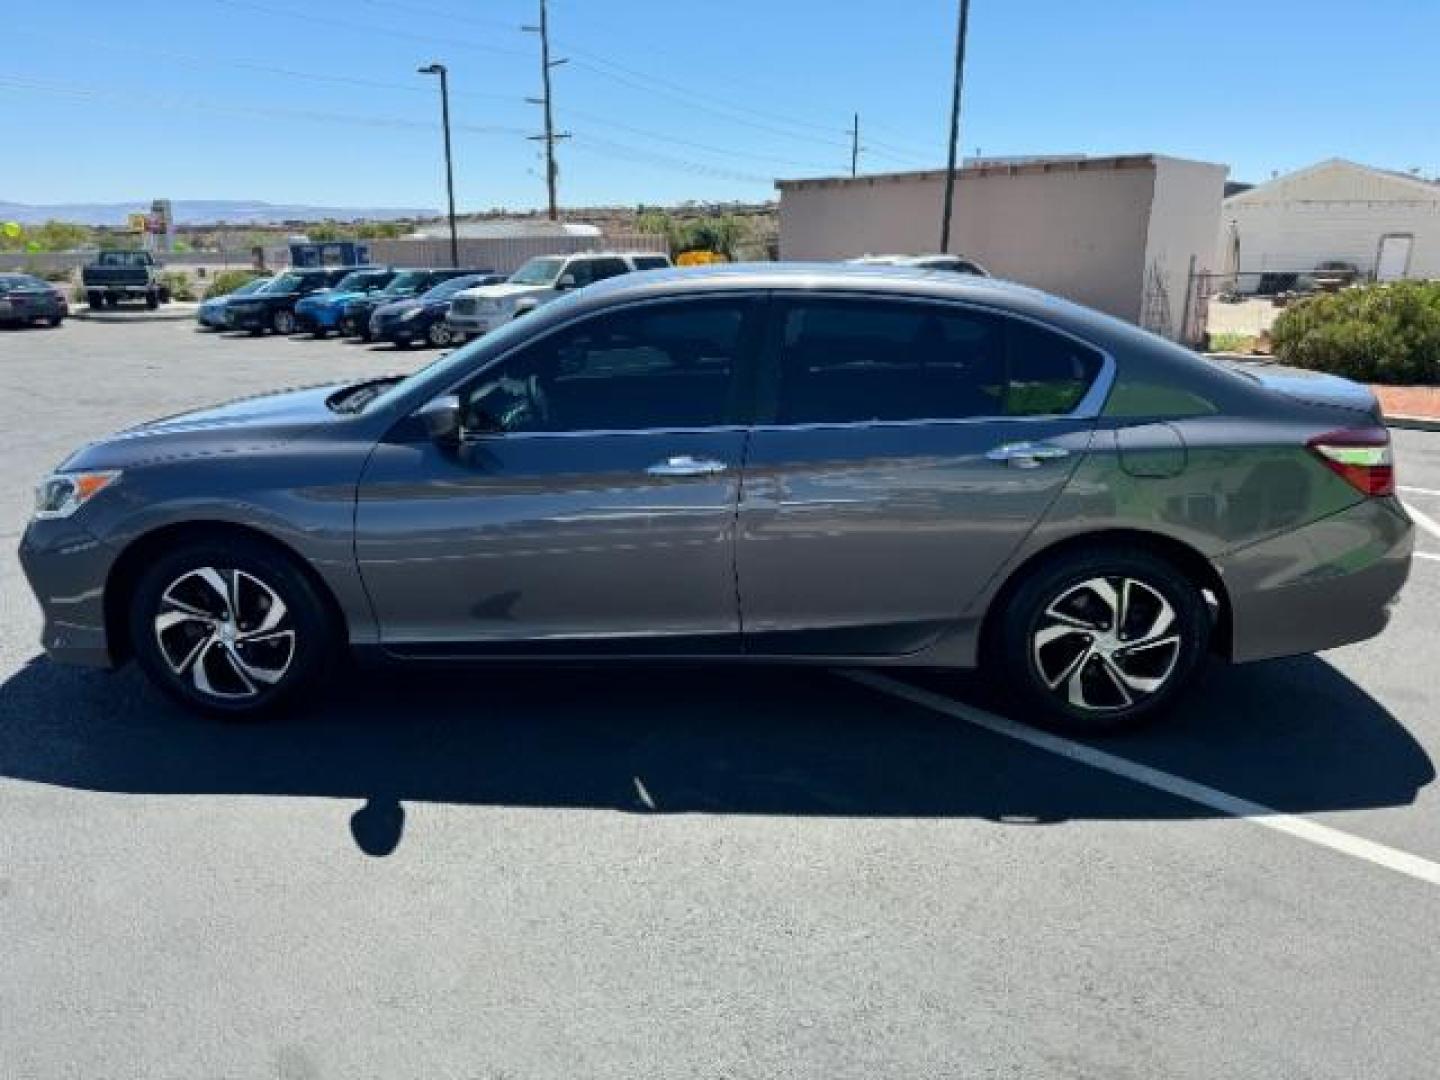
[523,0,569,220]
[417,63,459,267]
[850,112,861,178]
[939,0,971,254]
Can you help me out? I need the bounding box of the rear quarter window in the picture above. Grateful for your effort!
[1004,320,1104,415]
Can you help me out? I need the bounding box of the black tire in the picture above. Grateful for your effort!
[312,327,329,339]
[427,321,451,348]
[145,291,160,310]
[47,313,64,328]
[992,545,1210,733]
[128,535,336,719]
[87,291,104,309]
[272,308,296,335]
[104,294,119,309]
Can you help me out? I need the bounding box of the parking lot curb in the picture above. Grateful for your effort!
[70,305,201,324]
[1387,415,1440,433]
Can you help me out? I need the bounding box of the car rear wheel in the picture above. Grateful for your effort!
[427,321,451,347]
[272,309,296,335]
[47,313,63,327]
[994,546,1210,732]
[128,537,335,719]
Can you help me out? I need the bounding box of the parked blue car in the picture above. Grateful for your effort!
[368,273,507,348]
[195,275,273,330]
[292,268,394,337]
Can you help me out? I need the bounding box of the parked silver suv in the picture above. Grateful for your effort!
[447,251,672,340]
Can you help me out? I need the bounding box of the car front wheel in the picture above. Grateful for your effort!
[994,546,1210,732]
[128,537,335,719]
[272,309,296,335]
[427,321,451,347]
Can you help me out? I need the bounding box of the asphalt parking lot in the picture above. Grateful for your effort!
[2,317,1439,1078]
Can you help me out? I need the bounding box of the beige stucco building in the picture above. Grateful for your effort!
[776,154,1227,340]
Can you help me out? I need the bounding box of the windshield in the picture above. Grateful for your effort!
[508,257,565,287]
[232,276,270,297]
[266,272,310,293]
[423,276,485,300]
[382,270,433,294]
[335,270,391,292]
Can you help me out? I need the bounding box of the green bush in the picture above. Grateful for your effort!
[1270,280,1440,384]
[202,269,261,300]
[158,270,197,302]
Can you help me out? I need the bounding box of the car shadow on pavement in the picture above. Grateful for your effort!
[0,654,1430,856]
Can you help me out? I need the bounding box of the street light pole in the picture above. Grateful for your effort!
[939,0,971,254]
[419,62,459,268]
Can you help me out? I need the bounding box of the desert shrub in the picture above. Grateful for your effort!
[1270,280,1440,384]
[202,269,261,300]
[158,270,197,301]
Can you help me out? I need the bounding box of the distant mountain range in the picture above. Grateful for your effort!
[0,200,436,227]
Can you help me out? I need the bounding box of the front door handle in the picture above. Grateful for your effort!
[645,455,729,477]
[985,441,1071,469]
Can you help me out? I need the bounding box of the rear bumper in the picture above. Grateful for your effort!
[1217,497,1414,663]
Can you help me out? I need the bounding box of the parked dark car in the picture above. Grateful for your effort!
[340,268,493,341]
[196,275,273,330]
[369,273,507,348]
[19,265,1413,729]
[225,267,351,335]
[0,274,69,328]
[81,250,170,310]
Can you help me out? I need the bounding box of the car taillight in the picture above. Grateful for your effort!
[1307,427,1395,496]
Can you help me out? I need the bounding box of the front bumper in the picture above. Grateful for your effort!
[18,519,120,669]
[293,305,338,331]
[1217,497,1414,663]
[227,307,268,331]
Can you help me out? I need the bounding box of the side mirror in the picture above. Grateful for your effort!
[556,273,578,290]
[417,394,462,443]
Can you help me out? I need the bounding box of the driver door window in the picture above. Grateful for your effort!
[461,300,754,434]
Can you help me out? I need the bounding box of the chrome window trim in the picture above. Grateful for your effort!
[423,287,1116,439]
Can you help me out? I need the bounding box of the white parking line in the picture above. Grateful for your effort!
[842,670,1440,889]
[1416,552,1440,564]
[1398,485,1440,498]
[1403,501,1440,544]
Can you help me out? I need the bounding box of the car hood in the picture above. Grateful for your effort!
[456,282,549,303]
[62,382,358,470]
[375,297,429,318]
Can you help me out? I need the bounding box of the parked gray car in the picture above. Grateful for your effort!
[19,265,1413,729]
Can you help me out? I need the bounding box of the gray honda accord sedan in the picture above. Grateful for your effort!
[19,265,1413,730]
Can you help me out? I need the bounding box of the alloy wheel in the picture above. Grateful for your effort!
[153,567,296,700]
[428,322,451,347]
[1030,576,1182,714]
[274,310,296,334]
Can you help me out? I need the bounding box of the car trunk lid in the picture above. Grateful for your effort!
[1213,358,1382,422]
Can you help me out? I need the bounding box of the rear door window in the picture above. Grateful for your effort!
[770,300,1006,424]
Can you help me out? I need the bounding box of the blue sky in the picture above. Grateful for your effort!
[3,0,1437,211]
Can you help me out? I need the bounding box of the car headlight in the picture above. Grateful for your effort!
[33,470,121,520]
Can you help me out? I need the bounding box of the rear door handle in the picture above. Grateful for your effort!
[646,455,729,477]
[985,441,1070,469]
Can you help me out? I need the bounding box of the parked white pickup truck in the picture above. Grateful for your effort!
[446,251,672,340]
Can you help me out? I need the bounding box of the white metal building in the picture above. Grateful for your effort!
[1218,159,1440,283]
[777,154,1227,341]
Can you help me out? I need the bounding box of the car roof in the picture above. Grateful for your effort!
[566,261,1146,346]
